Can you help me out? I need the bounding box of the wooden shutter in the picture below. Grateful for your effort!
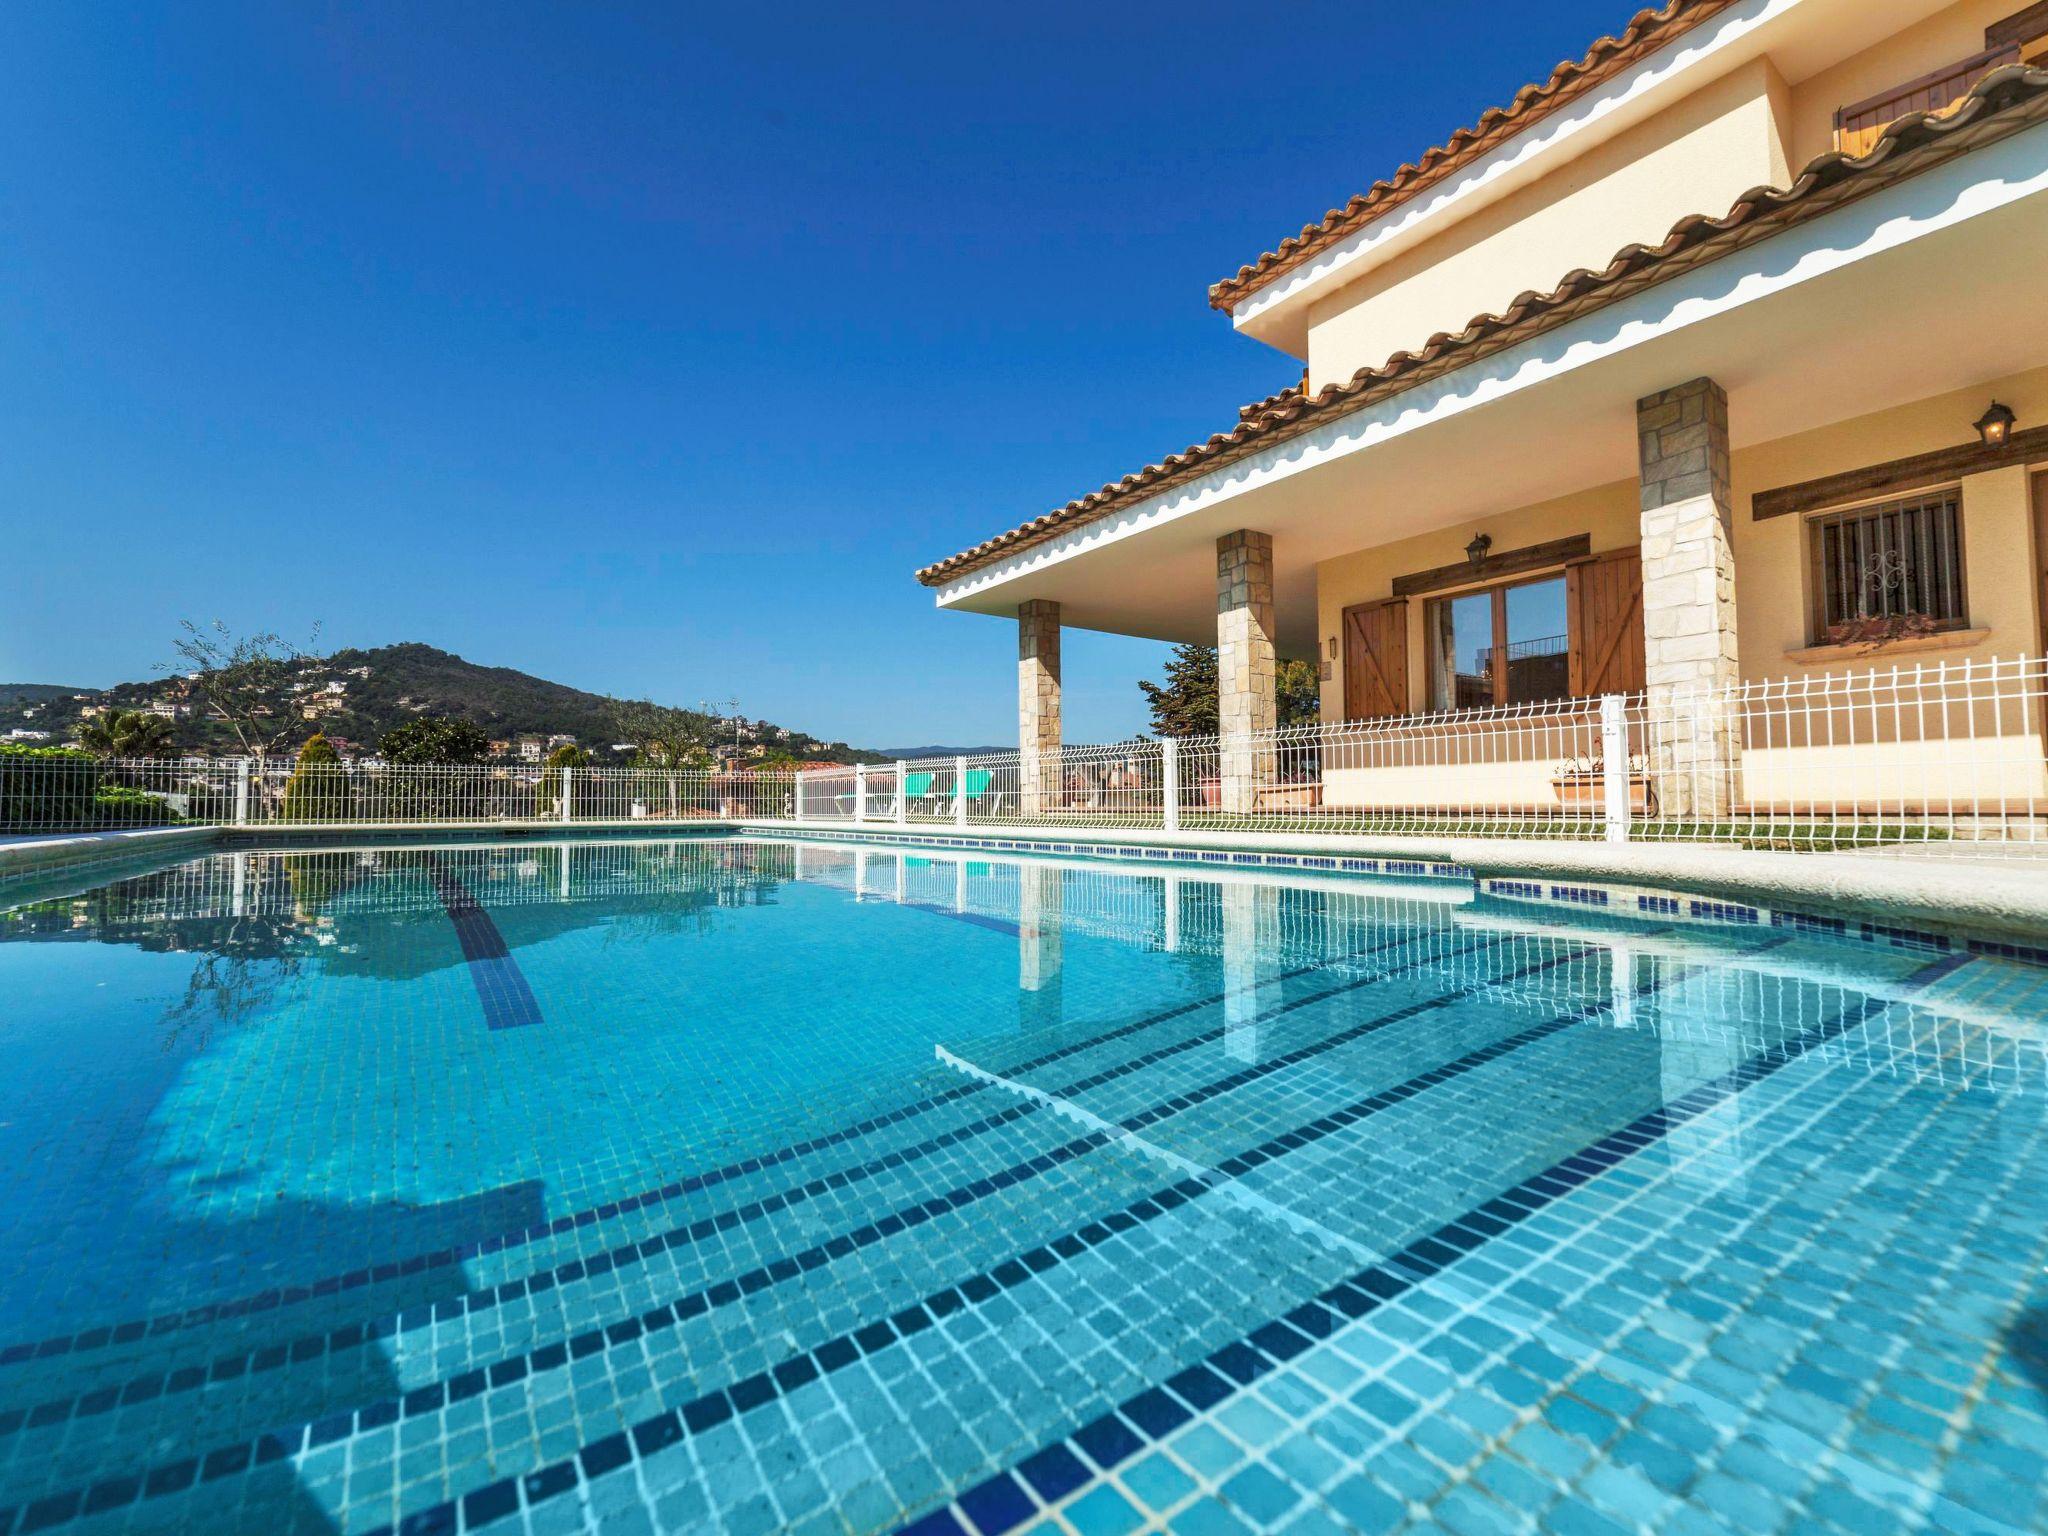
[1567,548,1645,697]
[1342,598,1409,719]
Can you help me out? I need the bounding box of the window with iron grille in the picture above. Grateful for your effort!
[1809,488,1966,644]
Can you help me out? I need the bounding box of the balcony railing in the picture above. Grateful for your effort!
[1833,43,2019,157]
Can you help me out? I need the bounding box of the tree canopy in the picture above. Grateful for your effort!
[379,717,491,765]
[167,619,324,757]
[78,709,178,759]
[608,698,713,770]
[1138,644,1321,738]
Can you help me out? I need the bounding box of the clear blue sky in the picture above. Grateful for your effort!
[1,1,1625,747]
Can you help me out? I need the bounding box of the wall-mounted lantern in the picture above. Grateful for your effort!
[1974,401,2017,448]
[1465,532,1493,569]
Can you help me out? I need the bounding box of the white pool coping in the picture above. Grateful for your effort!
[4,820,2046,948]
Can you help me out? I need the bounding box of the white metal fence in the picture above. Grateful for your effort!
[3,656,2043,856]
[0,757,793,834]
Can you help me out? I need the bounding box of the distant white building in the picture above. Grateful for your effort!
[5,728,51,742]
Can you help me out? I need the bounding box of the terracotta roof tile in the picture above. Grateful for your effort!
[1208,0,1741,311]
[917,65,2048,589]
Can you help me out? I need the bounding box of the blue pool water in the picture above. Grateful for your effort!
[0,835,2043,1536]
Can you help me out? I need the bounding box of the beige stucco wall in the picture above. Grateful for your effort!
[1294,0,2048,393]
[1302,59,1793,394]
[1313,365,2048,813]
[1730,365,2048,676]
[1314,482,1643,722]
[1785,0,2036,168]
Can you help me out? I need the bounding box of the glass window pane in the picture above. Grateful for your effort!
[1429,592,1495,710]
[1503,578,1570,704]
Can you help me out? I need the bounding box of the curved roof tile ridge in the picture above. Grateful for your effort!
[918,65,2048,588]
[1208,0,1738,312]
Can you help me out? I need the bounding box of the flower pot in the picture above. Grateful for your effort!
[1257,784,1323,811]
[1551,772,1649,812]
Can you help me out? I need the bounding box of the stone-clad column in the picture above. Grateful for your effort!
[1017,600,1061,819]
[1638,379,1739,818]
[1217,530,1277,816]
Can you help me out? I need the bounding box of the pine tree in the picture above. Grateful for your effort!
[1138,644,1220,738]
[1139,645,1322,737]
[280,734,349,822]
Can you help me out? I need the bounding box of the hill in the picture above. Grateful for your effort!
[0,643,890,764]
[0,683,87,708]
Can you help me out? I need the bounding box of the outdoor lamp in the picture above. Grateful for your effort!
[1465,532,1493,568]
[1327,635,1338,660]
[1974,401,2016,447]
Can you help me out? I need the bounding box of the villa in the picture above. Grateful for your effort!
[920,0,2048,825]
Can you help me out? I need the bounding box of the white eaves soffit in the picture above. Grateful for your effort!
[933,117,2048,613]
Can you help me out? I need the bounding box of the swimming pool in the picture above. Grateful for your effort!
[0,835,2043,1535]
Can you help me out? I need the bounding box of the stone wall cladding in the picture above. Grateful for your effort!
[1216,531,1278,816]
[1637,378,1738,816]
[1018,600,1062,815]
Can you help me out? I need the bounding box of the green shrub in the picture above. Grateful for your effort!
[92,785,181,826]
[0,743,103,830]
[280,734,351,822]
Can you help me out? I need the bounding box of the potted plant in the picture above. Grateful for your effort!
[1819,611,1945,649]
[1550,753,1653,813]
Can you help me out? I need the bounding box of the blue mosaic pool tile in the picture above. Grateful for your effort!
[1771,909,1847,938]
[1688,899,1759,924]
[3,839,2045,1536]
[421,855,543,1030]
[1548,886,1608,907]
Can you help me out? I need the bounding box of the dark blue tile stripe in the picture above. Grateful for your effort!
[0,929,1536,1469]
[0,925,1442,1373]
[393,943,1649,1536]
[422,854,542,1030]
[897,954,1942,1536]
[0,936,1595,1531]
[1898,950,1974,990]
[898,899,1022,937]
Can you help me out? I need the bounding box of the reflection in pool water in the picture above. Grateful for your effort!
[0,837,2043,1535]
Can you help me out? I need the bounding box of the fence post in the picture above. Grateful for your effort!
[1162,739,1181,835]
[954,756,969,829]
[854,763,867,824]
[793,770,806,823]
[1600,694,1630,845]
[560,764,574,824]
[895,763,908,826]
[234,758,252,826]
